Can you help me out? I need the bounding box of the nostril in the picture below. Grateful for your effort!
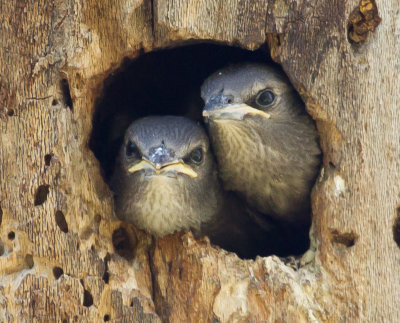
[223,95,234,104]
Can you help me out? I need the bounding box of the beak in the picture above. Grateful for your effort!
[128,159,198,178]
[203,103,270,121]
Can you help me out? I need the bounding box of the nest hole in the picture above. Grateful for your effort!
[90,42,313,259]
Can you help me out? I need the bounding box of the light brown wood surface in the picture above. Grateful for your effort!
[0,0,399,321]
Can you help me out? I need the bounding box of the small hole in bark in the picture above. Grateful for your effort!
[104,314,110,321]
[91,245,95,252]
[55,210,68,233]
[83,289,93,307]
[44,154,53,166]
[34,184,50,206]
[130,300,134,307]
[25,254,34,268]
[102,253,111,284]
[330,229,357,247]
[112,227,135,260]
[53,266,64,279]
[52,99,58,106]
[393,208,400,248]
[7,109,14,116]
[60,78,73,110]
[8,231,15,240]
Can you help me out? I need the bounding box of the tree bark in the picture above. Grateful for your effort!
[0,0,399,322]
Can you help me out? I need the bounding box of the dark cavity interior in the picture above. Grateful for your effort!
[90,43,310,259]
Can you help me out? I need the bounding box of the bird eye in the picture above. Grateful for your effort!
[126,141,139,158]
[188,148,203,164]
[256,90,275,107]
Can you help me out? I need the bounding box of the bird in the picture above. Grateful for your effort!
[110,115,287,258]
[201,63,321,226]
[111,116,224,238]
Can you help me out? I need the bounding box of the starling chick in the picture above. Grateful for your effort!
[201,64,321,224]
[111,116,224,237]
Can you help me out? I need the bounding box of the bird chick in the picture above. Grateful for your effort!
[201,64,321,224]
[111,116,223,237]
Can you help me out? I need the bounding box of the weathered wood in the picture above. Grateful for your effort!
[0,0,399,321]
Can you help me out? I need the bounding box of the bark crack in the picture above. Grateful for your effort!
[25,96,53,101]
[150,0,155,40]
[147,238,162,321]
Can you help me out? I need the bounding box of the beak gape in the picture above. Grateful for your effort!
[203,103,270,121]
[128,145,198,178]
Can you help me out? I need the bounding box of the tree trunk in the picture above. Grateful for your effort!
[1,0,399,322]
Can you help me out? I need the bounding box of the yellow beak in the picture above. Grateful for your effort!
[203,103,270,121]
[128,159,198,178]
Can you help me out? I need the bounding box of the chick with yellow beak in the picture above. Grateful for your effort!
[111,116,223,237]
[201,64,321,227]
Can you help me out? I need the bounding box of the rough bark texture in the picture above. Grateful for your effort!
[1,0,399,322]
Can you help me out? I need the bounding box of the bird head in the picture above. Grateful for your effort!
[201,63,302,125]
[112,116,222,237]
[120,116,213,181]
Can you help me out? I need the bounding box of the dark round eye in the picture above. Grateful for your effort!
[188,148,203,164]
[126,141,139,158]
[256,90,275,107]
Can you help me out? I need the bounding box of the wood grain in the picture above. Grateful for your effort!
[0,0,399,321]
